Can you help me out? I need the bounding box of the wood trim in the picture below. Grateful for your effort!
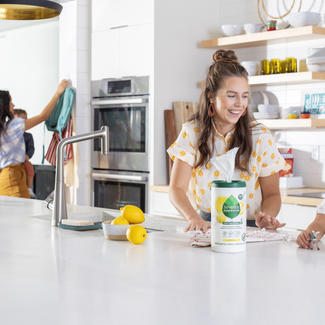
[151,186,325,206]
[200,26,325,49]
[257,118,325,129]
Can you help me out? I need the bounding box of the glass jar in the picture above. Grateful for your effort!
[270,58,280,74]
[260,59,270,75]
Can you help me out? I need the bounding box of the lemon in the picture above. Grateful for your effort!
[217,214,226,223]
[111,216,129,225]
[120,205,145,224]
[215,196,227,213]
[126,225,147,245]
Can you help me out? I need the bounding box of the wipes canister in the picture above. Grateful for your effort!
[211,180,246,253]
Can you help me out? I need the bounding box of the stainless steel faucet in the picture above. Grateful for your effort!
[52,126,109,226]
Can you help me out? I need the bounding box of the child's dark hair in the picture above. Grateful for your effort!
[14,108,27,117]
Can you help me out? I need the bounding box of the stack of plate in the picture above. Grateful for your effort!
[306,47,325,72]
[253,104,280,119]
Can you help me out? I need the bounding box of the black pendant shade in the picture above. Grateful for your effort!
[0,0,62,20]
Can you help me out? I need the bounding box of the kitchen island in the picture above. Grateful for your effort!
[0,196,324,325]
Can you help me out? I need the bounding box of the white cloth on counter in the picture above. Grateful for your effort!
[191,228,287,247]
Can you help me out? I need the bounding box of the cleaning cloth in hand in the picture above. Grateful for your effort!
[209,147,239,182]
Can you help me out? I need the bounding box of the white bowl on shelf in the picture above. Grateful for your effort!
[307,47,325,57]
[280,106,302,119]
[253,112,279,119]
[220,24,243,36]
[288,12,321,27]
[241,60,259,76]
[244,23,264,34]
[307,63,325,72]
[258,104,280,115]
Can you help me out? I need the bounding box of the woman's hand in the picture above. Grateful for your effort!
[256,211,286,230]
[184,217,211,233]
[56,79,71,96]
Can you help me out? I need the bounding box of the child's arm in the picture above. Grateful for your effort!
[169,158,210,233]
[296,213,325,249]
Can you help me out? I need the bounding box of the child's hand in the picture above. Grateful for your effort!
[256,211,286,230]
[185,217,210,233]
[296,221,325,249]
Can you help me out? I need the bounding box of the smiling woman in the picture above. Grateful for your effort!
[167,49,290,233]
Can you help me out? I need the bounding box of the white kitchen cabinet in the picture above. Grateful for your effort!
[92,23,153,79]
[149,190,182,218]
[278,204,317,230]
[92,28,119,80]
[92,0,153,32]
[119,24,153,77]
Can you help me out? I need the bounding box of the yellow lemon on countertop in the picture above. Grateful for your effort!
[216,196,227,213]
[111,216,129,225]
[126,225,147,245]
[120,205,145,224]
[217,214,226,223]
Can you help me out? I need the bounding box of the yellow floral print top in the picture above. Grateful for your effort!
[167,120,288,220]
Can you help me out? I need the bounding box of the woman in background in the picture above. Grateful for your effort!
[168,49,289,233]
[0,80,70,198]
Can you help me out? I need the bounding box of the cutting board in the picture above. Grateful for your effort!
[173,102,198,136]
[164,109,177,183]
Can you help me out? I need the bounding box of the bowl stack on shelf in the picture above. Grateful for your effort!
[306,47,325,72]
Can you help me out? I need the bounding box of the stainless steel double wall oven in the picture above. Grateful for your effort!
[91,76,149,212]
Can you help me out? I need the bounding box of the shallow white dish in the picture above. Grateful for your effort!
[307,63,325,72]
[288,12,320,27]
[307,47,325,57]
[102,222,129,240]
[253,112,279,119]
[244,23,264,34]
[221,24,243,36]
[241,60,259,76]
[281,106,302,119]
[258,104,280,115]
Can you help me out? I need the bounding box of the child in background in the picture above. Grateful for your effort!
[13,109,35,198]
[296,201,325,249]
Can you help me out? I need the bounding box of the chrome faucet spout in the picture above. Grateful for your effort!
[52,126,109,226]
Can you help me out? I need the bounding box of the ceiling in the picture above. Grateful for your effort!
[0,0,71,32]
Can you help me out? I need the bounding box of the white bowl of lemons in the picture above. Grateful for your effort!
[102,205,147,244]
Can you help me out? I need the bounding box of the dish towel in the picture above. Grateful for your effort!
[191,229,287,247]
[45,117,73,166]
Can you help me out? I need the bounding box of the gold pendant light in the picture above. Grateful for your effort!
[0,0,62,20]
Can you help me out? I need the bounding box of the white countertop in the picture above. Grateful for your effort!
[1,196,325,325]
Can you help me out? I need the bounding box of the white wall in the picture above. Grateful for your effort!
[153,0,259,185]
[0,21,59,164]
[240,0,325,187]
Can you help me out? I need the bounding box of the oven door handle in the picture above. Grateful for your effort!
[91,98,146,106]
[92,172,148,182]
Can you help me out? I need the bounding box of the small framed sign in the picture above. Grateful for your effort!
[303,91,325,116]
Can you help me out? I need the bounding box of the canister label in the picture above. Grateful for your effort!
[211,181,246,252]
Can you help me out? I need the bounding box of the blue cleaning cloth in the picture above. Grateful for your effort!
[45,87,75,139]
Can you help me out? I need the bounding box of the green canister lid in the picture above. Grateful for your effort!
[211,180,246,188]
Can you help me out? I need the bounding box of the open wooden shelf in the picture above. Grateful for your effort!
[257,118,325,129]
[249,71,325,85]
[199,72,325,88]
[200,25,325,49]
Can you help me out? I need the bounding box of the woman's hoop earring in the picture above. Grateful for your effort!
[208,103,215,117]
